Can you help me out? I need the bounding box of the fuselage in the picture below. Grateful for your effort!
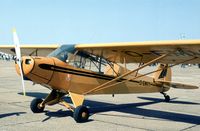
[15,56,170,95]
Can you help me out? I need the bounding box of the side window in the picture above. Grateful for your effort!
[68,54,84,68]
[68,51,107,74]
[73,55,85,68]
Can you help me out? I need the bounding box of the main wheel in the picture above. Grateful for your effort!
[73,106,89,123]
[164,95,170,102]
[30,98,45,113]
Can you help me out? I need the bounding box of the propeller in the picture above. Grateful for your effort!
[12,28,26,96]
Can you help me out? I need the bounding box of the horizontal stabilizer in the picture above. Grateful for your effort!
[156,80,199,89]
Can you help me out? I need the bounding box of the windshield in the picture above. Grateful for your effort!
[48,44,108,73]
[48,45,76,62]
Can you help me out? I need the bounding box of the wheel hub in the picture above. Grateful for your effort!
[37,103,43,109]
[81,112,87,118]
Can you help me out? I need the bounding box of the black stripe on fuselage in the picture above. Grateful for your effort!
[38,64,141,85]
[39,64,117,81]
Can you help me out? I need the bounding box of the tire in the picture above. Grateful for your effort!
[164,95,170,102]
[73,106,89,123]
[30,98,45,113]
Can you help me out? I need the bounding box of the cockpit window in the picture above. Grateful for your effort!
[48,44,108,73]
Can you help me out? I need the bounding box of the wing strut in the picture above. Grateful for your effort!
[92,57,198,93]
[83,51,174,95]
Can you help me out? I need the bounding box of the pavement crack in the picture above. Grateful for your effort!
[180,124,200,131]
[0,119,43,127]
[94,119,153,131]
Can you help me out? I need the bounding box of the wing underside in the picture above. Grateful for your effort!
[0,45,59,56]
[75,40,200,64]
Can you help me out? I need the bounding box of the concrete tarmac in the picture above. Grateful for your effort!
[0,61,200,131]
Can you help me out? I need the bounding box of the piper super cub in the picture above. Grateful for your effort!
[0,30,199,122]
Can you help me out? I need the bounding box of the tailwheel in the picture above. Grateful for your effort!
[164,95,170,102]
[161,92,170,102]
[73,106,89,123]
[30,98,45,113]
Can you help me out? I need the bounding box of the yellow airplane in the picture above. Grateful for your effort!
[0,31,199,122]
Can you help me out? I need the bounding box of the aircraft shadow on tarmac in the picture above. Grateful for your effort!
[0,112,26,119]
[18,92,200,124]
[137,96,200,105]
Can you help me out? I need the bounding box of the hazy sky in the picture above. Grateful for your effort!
[0,0,200,44]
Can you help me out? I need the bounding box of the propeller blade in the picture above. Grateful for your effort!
[12,29,26,96]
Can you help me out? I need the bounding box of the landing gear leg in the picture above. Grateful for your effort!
[30,89,65,113]
[160,92,170,102]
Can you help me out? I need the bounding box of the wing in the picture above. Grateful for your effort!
[0,44,59,56]
[75,40,200,64]
[156,80,198,89]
